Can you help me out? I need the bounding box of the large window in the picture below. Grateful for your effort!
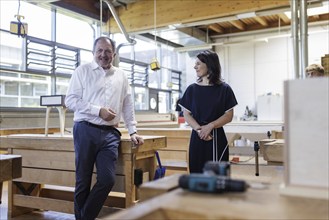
[0,31,25,71]
[0,1,52,40]
[0,1,182,113]
[56,12,96,50]
[0,70,50,107]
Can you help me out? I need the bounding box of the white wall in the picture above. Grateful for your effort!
[182,25,329,120]
[308,26,329,64]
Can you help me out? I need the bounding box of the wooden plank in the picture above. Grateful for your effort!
[51,0,100,20]
[16,168,125,192]
[0,134,166,154]
[161,161,188,176]
[282,78,329,199]
[0,135,75,151]
[8,181,42,217]
[229,20,246,30]
[135,151,154,160]
[13,149,75,171]
[0,127,60,136]
[104,192,126,209]
[263,140,284,163]
[139,174,181,202]
[124,160,134,208]
[137,128,191,138]
[121,135,166,154]
[259,139,276,155]
[104,179,329,220]
[158,150,187,162]
[12,148,125,174]
[108,0,290,33]
[166,138,189,150]
[0,155,22,182]
[164,169,188,177]
[120,113,178,128]
[134,113,174,122]
[271,130,284,139]
[40,187,126,209]
[14,194,74,214]
[161,161,188,169]
[16,167,76,187]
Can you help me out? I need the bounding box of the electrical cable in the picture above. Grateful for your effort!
[100,0,103,35]
[16,0,26,37]
[218,142,229,163]
[154,0,157,57]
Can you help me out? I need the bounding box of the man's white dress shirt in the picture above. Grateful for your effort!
[65,61,137,134]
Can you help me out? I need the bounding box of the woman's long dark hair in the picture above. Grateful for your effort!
[196,50,223,85]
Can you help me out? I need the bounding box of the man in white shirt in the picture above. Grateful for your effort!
[65,36,144,220]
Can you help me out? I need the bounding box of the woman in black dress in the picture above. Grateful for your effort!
[179,50,238,173]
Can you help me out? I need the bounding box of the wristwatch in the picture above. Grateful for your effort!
[129,132,137,136]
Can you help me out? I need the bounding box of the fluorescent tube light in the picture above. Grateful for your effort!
[236,12,256,19]
[174,38,269,52]
[174,44,212,52]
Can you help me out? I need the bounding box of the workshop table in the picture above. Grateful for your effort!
[0,134,166,218]
[106,173,329,220]
[0,154,22,204]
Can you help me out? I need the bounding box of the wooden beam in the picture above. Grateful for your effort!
[0,155,22,182]
[254,16,269,27]
[108,0,290,33]
[312,15,320,20]
[13,194,74,214]
[278,13,290,24]
[51,0,104,20]
[0,127,60,136]
[229,20,246,30]
[208,24,225,34]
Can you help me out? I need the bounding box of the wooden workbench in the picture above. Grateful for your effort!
[224,121,284,141]
[0,154,22,182]
[0,134,166,218]
[106,174,329,220]
[0,154,22,204]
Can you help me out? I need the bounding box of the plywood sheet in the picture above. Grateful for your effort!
[284,78,329,192]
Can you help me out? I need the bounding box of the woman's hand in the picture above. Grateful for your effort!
[197,123,215,141]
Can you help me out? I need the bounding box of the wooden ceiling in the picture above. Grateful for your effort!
[47,0,329,46]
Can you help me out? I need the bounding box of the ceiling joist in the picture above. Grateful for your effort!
[107,0,290,33]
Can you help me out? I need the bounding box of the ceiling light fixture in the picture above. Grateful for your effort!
[174,44,212,52]
[174,38,269,53]
[168,23,183,30]
[236,12,257,19]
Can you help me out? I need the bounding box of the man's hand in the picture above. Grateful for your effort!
[130,133,144,146]
[99,107,116,121]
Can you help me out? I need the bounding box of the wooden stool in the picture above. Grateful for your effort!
[40,95,67,136]
[45,106,67,136]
